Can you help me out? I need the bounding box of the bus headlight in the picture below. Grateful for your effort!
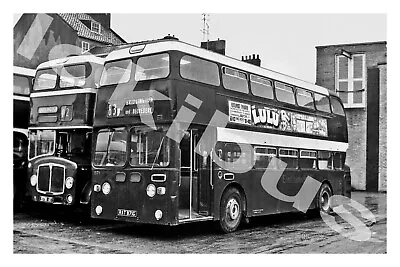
[146,184,156,198]
[102,182,111,195]
[65,177,74,189]
[30,175,37,186]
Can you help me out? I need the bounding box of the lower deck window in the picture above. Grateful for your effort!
[254,147,277,169]
[279,148,298,169]
[299,150,317,169]
[318,151,333,169]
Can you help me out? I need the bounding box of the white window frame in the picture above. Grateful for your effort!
[335,53,366,108]
[91,21,101,34]
[81,41,90,54]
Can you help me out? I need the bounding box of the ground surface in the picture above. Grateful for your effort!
[13,192,386,254]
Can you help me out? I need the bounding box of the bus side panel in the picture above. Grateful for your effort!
[30,93,95,127]
[14,99,30,129]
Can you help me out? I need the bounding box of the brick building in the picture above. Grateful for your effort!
[316,41,387,192]
[14,13,126,69]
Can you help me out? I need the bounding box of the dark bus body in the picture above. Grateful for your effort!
[91,40,351,232]
[27,56,104,207]
[13,66,35,208]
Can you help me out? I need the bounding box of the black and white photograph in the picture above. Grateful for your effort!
[10,1,394,258]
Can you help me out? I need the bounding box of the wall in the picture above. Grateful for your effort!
[378,63,387,192]
[315,42,387,191]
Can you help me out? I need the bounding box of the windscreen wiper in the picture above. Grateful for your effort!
[151,136,165,170]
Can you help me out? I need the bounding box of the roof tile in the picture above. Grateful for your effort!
[58,13,125,45]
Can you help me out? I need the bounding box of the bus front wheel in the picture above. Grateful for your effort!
[318,183,333,214]
[219,188,243,233]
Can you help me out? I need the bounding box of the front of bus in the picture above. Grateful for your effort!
[27,56,104,206]
[90,42,182,225]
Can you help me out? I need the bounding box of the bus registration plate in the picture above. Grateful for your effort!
[117,209,137,218]
[39,196,54,203]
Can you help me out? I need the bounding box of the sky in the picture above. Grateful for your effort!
[111,14,386,84]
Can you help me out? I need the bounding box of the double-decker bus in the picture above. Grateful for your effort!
[14,66,35,207]
[91,39,351,232]
[27,55,104,207]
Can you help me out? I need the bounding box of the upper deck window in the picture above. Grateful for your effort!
[330,96,345,116]
[222,67,249,94]
[60,65,86,88]
[274,82,295,105]
[33,68,57,91]
[296,88,315,109]
[250,74,273,99]
[13,75,30,96]
[314,93,331,113]
[134,53,170,81]
[100,59,132,86]
[180,55,220,86]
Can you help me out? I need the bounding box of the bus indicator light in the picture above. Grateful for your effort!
[93,184,101,192]
[155,210,163,220]
[95,205,103,215]
[157,187,166,195]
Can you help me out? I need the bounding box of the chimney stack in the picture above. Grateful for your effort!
[242,54,261,67]
[201,39,226,55]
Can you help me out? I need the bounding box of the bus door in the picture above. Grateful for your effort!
[178,130,212,220]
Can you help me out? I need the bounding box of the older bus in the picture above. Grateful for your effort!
[27,55,104,207]
[91,39,351,232]
[14,66,35,207]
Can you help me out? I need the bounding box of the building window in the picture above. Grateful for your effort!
[335,53,366,108]
[91,21,101,34]
[81,41,90,54]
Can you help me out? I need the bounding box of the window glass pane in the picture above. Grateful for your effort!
[100,59,132,86]
[333,152,342,169]
[300,150,317,158]
[339,56,348,79]
[13,75,30,95]
[296,88,314,109]
[60,65,86,88]
[222,67,248,93]
[353,80,363,104]
[330,97,345,116]
[318,151,333,169]
[94,129,127,166]
[28,130,56,159]
[34,69,57,90]
[130,128,169,167]
[250,74,273,99]
[180,55,220,86]
[314,93,331,112]
[135,53,170,81]
[275,82,295,104]
[338,81,348,104]
[353,55,364,79]
[254,147,277,169]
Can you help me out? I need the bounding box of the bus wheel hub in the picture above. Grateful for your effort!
[227,199,239,220]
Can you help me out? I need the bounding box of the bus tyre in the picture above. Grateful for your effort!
[318,183,333,214]
[219,188,243,233]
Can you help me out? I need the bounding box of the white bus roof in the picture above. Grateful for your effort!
[37,55,105,70]
[14,66,35,77]
[105,40,330,96]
